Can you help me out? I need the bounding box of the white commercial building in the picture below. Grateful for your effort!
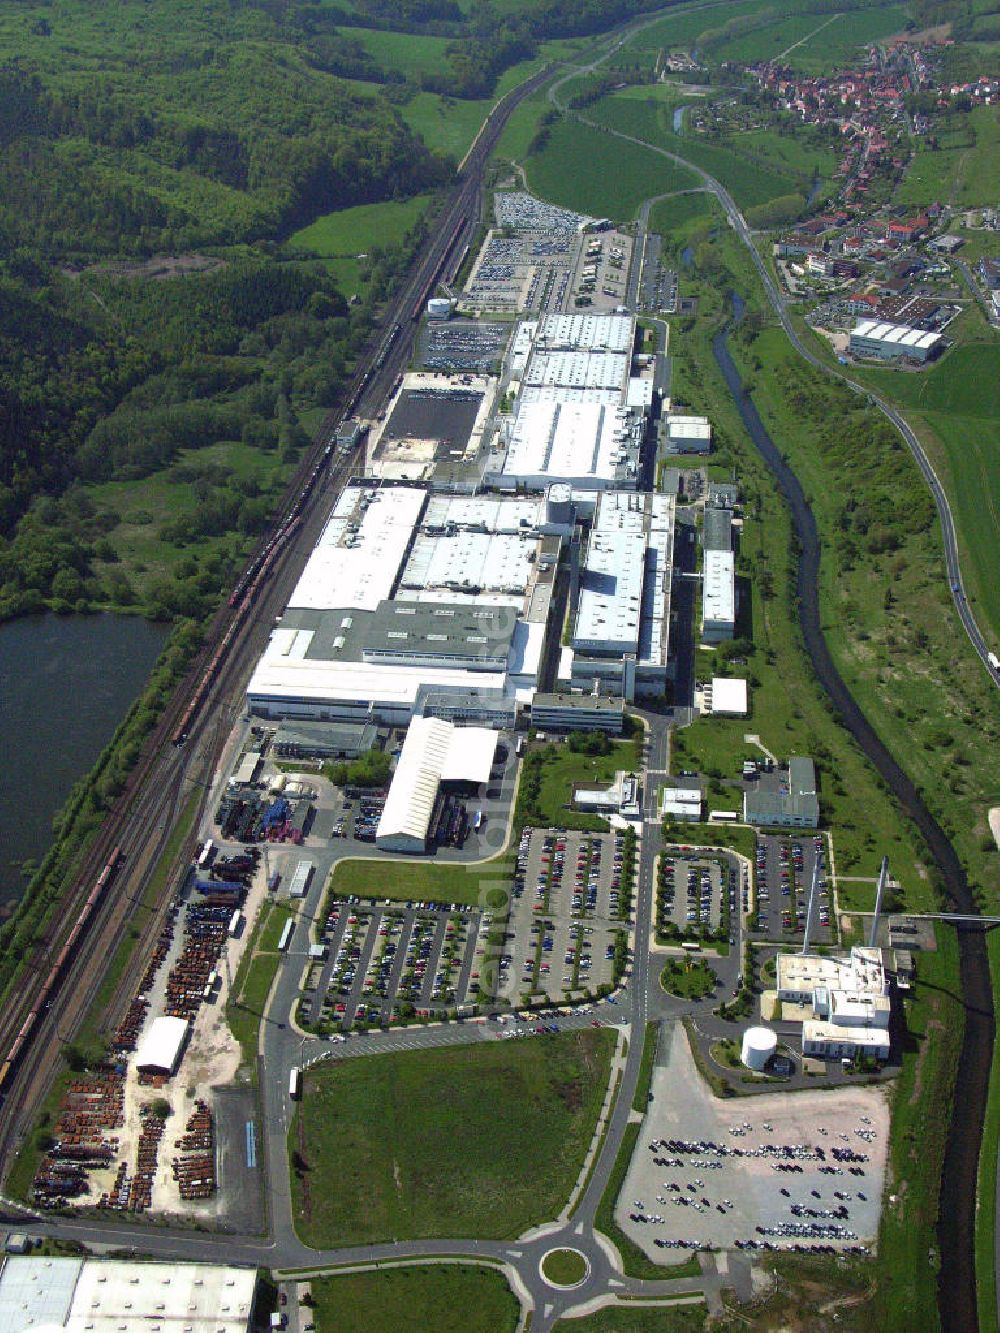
[849,319,942,362]
[660,786,703,821]
[702,549,735,642]
[0,1258,256,1333]
[375,717,497,853]
[706,677,748,716]
[569,491,675,700]
[135,1015,189,1077]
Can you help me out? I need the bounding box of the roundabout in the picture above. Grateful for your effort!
[540,1247,590,1289]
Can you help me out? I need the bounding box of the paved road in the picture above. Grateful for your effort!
[549,69,1000,690]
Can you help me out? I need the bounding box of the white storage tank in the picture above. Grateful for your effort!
[741,1025,777,1072]
[427,297,453,319]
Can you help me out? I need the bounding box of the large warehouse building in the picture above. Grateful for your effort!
[702,549,735,643]
[562,490,676,701]
[849,319,942,362]
[0,1258,256,1333]
[375,717,497,852]
[246,485,552,726]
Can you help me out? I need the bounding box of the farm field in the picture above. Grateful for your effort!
[310,1267,519,1333]
[706,5,908,71]
[897,105,1000,207]
[852,342,1000,643]
[526,116,697,218]
[585,96,801,209]
[721,127,838,182]
[290,1029,616,1245]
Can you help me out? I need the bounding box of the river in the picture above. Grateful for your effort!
[713,297,994,1332]
[0,613,169,909]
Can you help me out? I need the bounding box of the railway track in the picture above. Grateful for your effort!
[0,59,554,1193]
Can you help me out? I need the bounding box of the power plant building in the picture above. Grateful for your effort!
[776,948,891,1062]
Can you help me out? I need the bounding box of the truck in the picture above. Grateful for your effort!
[288,1068,302,1100]
[988,651,1000,673]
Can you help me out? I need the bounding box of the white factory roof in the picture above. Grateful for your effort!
[667,414,712,441]
[777,948,886,998]
[248,655,512,711]
[703,549,735,625]
[288,485,426,612]
[829,991,892,1025]
[850,319,941,350]
[626,377,654,409]
[135,1015,189,1075]
[535,313,634,352]
[501,401,635,486]
[0,1259,256,1333]
[709,677,748,715]
[803,1021,889,1049]
[523,349,630,391]
[661,787,702,816]
[575,528,645,653]
[376,718,497,846]
[421,495,541,533]
[401,530,534,596]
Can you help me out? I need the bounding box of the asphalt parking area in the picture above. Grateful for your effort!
[308,898,489,1030]
[616,1022,887,1263]
[751,833,831,944]
[501,828,625,1006]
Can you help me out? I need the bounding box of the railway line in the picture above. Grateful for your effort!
[0,61,554,1193]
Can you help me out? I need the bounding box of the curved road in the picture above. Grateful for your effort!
[548,68,999,688]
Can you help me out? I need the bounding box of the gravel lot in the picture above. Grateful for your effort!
[616,1021,889,1263]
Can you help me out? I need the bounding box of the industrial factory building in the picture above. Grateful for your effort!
[246,484,551,726]
[744,756,820,828]
[0,1258,257,1333]
[563,490,675,701]
[849,319,943,362]
[702,549,735,643]
[776,948,891,1062]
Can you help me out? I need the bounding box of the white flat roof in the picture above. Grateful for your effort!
[803,1020,889,1049]
[535,313,634,352]
[401,530,534,596]
[524,349,629,391]
[574,528,645,653]
[851,319,942,349]
[703,549,735,625]
[710,677,748,715]
[667,415,712,440]
[288,486,426,612]
[0,1258,82,1330]
[422,495,541,533]
[501,401,635,485]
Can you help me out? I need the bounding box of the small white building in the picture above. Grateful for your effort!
[706,677,748,716]
[665,414,712,454]
[135,1016,190,1077]
[660,786,703,821]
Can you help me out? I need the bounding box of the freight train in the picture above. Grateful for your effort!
[0,848,123,1095]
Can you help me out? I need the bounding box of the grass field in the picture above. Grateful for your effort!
[897,105,1000,207]
[325,852,511,910]
[525,116,697,219]
[288,195,434,258]
[523,737,643,832]
[311,1266,518,1333]
[876,929,964,1326]
[290,1029,615,1245]
[553,1304,707,1332]
[401,94,491,159]
[723,127,837,182]
[585,96,801,209]
[337,27,451,82]
[660,958,718,1000]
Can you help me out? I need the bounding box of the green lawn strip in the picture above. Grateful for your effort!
[552,1301,708,1332]
[310,1264,519,1333]
[519,737,642,832]
[290,1029,615,1245]
[325,853,512,911]
[975,928,1000,1329]
[876,927,964,1326]
[226,897,296,1065]
[631,1021,658,1113]
[595,1123,703,1279]
[569,1068,622,1217]
[6,786,201,1200]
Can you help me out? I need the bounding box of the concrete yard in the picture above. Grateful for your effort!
[616,1021,889,1262]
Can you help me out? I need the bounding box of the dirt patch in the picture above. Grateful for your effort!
[62,254,226,282]
[886,22,951,46]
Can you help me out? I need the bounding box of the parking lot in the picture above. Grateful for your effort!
[499,828,626,1005]
[638,234,677,313]
[655,852,731,941]
[752,833,831,944]
[305,897,495,1030]
[617,1022,887,1262]
[419,320,509,372]
[567,231,634,312]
